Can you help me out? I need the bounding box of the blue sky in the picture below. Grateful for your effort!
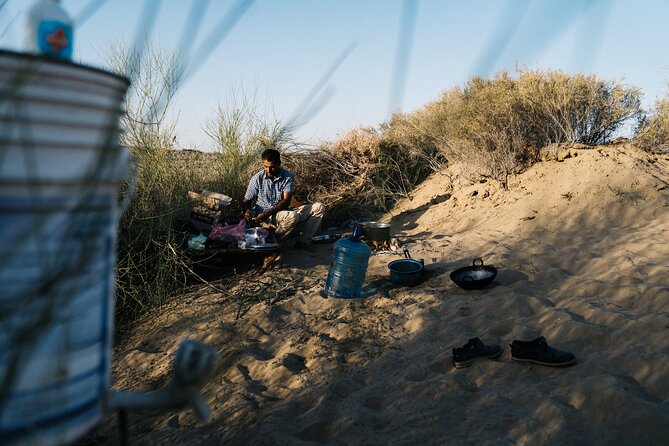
[2,0,669,150]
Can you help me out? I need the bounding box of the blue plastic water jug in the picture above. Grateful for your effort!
[324,225,372,298]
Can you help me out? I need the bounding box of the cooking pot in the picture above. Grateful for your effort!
[360,221,391,243]
[449,258,497,290]
[388,248,424,286]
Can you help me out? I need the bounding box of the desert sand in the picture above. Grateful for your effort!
[96,143,669,445]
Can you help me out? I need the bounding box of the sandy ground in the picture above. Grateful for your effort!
[93,144,669,445]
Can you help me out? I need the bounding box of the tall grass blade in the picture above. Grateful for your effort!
[128,0,164,83]
[469,0,529,76]
[568,0,611,71]
[73,0,109,26]
[387,0,419,116]
[189,0,254,77]
[175,0,210,75]
[286,40,357,129]
[0,9,19,40]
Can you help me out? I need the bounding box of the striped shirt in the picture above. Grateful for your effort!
[244,168,295,212]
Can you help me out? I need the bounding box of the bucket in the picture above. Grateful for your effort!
[0,50,129,446]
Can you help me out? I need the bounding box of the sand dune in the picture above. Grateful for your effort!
[99,144,669,445]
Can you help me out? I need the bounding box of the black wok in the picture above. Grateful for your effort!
[450,258,497,290]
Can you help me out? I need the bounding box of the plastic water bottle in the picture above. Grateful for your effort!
[24,0,74,60]
[324,225,372,298]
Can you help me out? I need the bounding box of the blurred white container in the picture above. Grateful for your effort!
[0,50,129,446]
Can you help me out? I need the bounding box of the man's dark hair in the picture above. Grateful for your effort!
[261,148,281,163]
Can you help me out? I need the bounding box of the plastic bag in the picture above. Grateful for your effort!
[209,219,246,240]
[188,234,207,250]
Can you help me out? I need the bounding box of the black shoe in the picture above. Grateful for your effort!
[452,337,502,368]
[510,336,576,367]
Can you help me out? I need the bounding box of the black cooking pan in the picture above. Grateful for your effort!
[450,258,497,290]
[388,248,424,286]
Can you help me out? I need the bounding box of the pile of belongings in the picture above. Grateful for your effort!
[186,190,269,250]
[188,190,233,234]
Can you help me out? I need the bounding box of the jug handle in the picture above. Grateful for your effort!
[352,224,363,241]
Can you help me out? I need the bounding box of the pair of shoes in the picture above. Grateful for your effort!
[452,337,502,368]
[510,336,576,367]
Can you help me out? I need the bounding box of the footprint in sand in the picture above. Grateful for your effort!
[406,368,430,382]
[136,339,163,354]
[237,363,252,381]
[458,306,472,317]
[612,373,662,404]
[282,353,307,373]
[496,269,529,286]
[268,306,291,324]
[429,358,452,374]
[246,342,275,361]
[294,421,332,443]
[454,374,478,393]
[237,364,275,399]
[364,395,390,411]
[247,380,268,395]
[329,377,365,399]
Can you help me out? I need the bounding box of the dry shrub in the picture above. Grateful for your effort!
[380,110,444,173]
[283,126,438,225]
[517,70,643,145]
[636,95,669,153]
[401,69,642,187]
[283,128,382,224]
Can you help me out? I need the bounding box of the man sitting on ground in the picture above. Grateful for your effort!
[243,148,324,246]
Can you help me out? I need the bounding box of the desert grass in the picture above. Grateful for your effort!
[110,46,294,324]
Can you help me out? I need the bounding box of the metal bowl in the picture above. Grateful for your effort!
[450,258,497,290]
[311,234,340,244]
